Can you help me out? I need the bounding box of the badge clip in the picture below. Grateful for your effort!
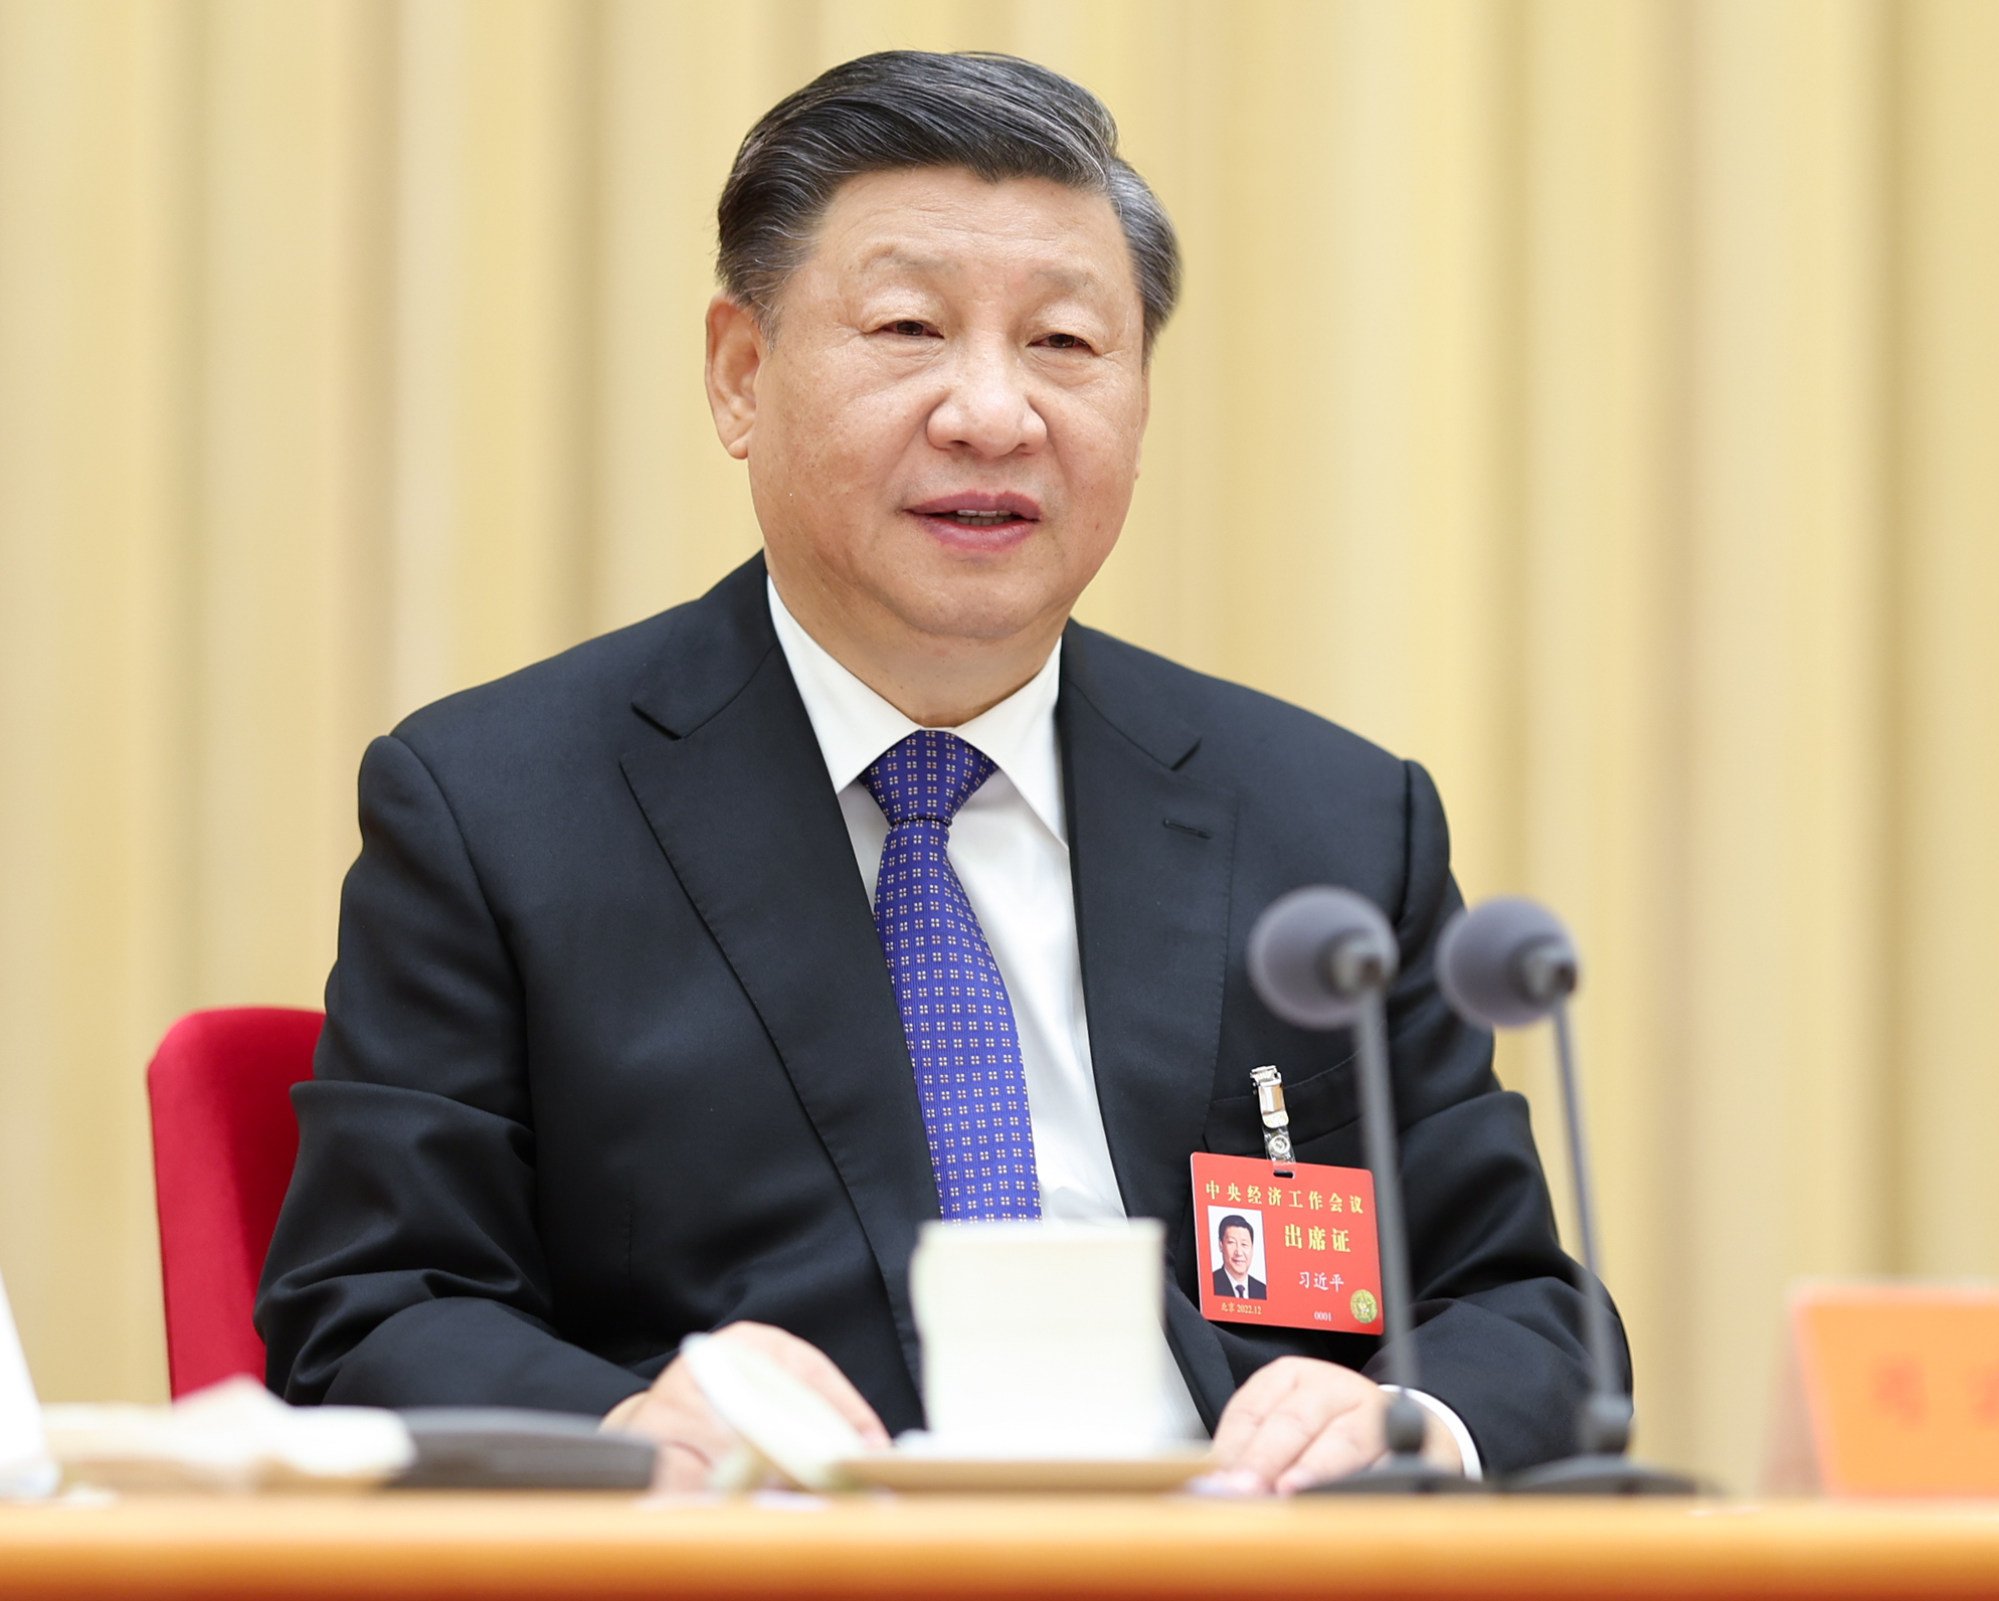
[1250,1064,1294,1176]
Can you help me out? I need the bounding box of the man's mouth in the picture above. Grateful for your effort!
[907,492,1043,531]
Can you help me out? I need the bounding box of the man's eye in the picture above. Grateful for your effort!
[878,319,935,338]
[1038,332,1094,352]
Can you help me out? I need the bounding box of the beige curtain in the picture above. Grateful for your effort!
[1,0,1993,1492]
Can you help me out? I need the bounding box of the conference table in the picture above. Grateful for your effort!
[4,1492,1999,1600]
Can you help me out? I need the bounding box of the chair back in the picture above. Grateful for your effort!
[146,1007,323,1398]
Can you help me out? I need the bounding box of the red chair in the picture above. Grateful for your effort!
[146,1007,323,1398]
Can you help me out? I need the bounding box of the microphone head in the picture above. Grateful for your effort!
[1437,896,1579,1029]
[1247,886,1399,1030]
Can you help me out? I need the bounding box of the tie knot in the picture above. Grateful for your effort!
[863,730,995,828]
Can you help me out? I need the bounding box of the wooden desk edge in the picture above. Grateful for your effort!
[4,1494,1999,1600]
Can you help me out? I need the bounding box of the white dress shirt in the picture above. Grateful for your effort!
[765,579,1480,1474]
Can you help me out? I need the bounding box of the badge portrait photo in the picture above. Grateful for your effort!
[1207,1208,1268,1303]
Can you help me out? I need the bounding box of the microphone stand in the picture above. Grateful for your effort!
[1505,999,1701,1495]
[1306,994,1480,1496]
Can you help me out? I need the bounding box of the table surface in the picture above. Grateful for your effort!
[5,1493,1999,1601]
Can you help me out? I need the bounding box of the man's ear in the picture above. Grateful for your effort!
[705,294,763,460]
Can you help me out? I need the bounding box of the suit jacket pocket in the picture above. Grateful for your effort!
[1203,1053,1360,1157]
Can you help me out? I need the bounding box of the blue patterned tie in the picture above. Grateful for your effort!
[863,730,1042,1220]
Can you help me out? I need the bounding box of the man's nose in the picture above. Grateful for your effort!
[926,339,1048,457]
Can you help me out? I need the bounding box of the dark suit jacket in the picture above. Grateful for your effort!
[257,553,1620,1474]
[1211,1269,1266,1302]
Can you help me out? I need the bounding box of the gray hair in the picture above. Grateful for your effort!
[717,50,1180,356]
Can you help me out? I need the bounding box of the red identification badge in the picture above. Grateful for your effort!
[1191,1152,1384,1334]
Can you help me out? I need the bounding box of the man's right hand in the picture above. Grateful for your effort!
[601,1321,891,1492]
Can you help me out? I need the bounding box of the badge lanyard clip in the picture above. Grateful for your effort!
[1250,1064,1294,1177]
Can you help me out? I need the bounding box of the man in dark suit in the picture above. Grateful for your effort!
[259,50,1618,1493]
[1211,1215,1266,1302]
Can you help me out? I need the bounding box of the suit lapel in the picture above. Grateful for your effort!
[1060,628,1241,1426]
[619,557,935,1387]
[1058,628,1237,1258]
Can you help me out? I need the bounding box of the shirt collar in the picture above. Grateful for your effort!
[766,575,1067,842]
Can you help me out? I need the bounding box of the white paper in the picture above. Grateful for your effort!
[0,1268,58,1499]
[42,1377,414,1492]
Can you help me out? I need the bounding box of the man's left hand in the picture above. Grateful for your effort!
[1209,1357,1463,1494]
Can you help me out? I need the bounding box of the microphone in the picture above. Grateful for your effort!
[1248,887,1480,1495]
[1437,896,1700,1495]
[1435,895,1578,1027]
[1247,886,1398,1030]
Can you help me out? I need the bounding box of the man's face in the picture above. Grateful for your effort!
[1222,1225,1253,1279]
[711,166,1150,670]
